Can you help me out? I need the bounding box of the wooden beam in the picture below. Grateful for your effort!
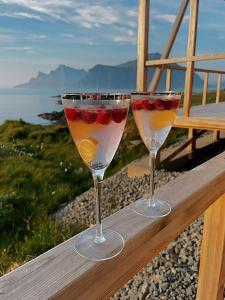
[166,68,172,91]
[1,153,225,300]
[202,72,209,105]
[183,0,199,116]
[216,74,222,103]
[196,194,225,300]
[149,0,189,91]
[136,0,150,91]
[145,53,225,67]
[167,65,225,75]
[187,128,195,159]
[174,116,225,131]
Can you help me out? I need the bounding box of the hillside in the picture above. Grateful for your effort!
[16,53,204,90]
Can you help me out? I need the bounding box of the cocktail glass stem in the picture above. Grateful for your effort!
[92,171,106,244]
[148,152,156,207]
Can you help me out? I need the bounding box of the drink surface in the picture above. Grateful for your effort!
[64,105,128,170]
[132,97,180,153]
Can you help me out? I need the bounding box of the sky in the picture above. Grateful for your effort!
[0,0,224,88]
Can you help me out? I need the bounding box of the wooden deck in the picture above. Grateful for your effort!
[175,102,225,131]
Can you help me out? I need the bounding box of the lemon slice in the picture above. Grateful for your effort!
[78,138,98,164]
[149,110,176,130]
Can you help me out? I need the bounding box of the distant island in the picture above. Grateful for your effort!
[15,53,204,90]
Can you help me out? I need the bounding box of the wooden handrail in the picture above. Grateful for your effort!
[146,53,225,67]
[1,152,225,300]
[166,64,225,75]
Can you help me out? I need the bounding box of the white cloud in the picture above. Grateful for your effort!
[153,14,176,23]
[0,11,42,20]
[0,1,137,30]
[112,28,136,45]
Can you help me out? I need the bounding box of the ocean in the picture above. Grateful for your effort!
[0,88,66,125]
[0,87,128,125]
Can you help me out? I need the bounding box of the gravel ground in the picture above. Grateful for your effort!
[53,165,224,300]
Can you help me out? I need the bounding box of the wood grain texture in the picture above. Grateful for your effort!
[216,74,222,103]
[175,102,225,131]
[148,0,189,91]
[196,194,225,300]
[202,72,209,105]
[1,152,225,300]
[136,0,149,91]
[183,0,199,117]
[167,65,225,75]
[145,53,225,67]
[166,68,172,91]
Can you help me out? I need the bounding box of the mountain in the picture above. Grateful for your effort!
[16,53,203,90]
[16,65,87,88]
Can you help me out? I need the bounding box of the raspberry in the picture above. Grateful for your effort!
[140,99,150,110]
[132,100,141,110]
[97,109,112,124]
[171,99,180,109]
[81,110,97,124]
[164,101,172,110]
[64,107,80,121]
[112,108,127,123]
[153,99,165,110]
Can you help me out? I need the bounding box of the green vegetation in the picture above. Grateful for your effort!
[2,90,224,275]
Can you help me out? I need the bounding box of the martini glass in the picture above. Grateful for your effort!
[131,91,181,218]
[62,93,130,261]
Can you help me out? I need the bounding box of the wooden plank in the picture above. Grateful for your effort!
[166,68,172,91]
[136,0,149,91]
[183,0,199,117]
[202,72,209,105]
[145,53,225,67]
[196,194,225,300]
[187,128,195,159]
[167,65,225,75]
[212,75,222,140]
[1,153,225,300]
[216,74,222,103]
[149,0,189,91]
[174,116,225,131]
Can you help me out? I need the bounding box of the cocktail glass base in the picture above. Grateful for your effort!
[132,198,171,218]
[74,227,124,261]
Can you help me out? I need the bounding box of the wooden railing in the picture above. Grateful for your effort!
[160,64,225,106]
[1,152,225,300]
[137,0,225,116]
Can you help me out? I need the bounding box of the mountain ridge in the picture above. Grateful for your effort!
[15,53,204,90]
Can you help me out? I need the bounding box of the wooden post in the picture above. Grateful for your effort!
[202,72,209,105]
[213,74,222,140]
[187,128,196,159]
[148,0,189,91]
[196,194,225,300]
[136,0,150,91]
[166,68,172,91]
[183,0,199,117]
[216,74,222,103]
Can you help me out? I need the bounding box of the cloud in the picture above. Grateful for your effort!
[0,11,42,20]
[0,1,137,29]
[112,28,136,45]
[153,14,176,23]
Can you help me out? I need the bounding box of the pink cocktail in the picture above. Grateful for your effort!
[62,93,130,261]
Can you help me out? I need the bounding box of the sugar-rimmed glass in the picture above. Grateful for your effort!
[62,93,130,260]
[131,91,181,218]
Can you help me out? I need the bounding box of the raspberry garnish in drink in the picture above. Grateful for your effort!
[64,105,128,169]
